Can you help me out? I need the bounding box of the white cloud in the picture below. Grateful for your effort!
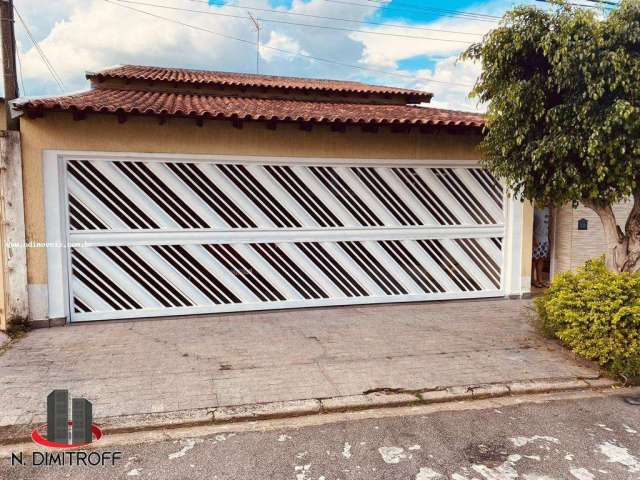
[12,0,514,111]
[349,18,489,70]
[15,0,374,95]
[14,0,83,39]
[415,57,484,112]
[260,31,308,62]
[19,0,259,93]
[346,0,518,111]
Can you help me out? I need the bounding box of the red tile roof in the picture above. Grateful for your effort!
[88,65,433,101]
[18,89,485,128]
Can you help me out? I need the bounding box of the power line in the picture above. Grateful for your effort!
[580,0,619,6]
[13,6,64,91]
[322,0,501,22]
[179,0,484,37]
[362,0,503,19]
[105,0,476,88]
[14,6,64,90]
[533,0,614,9]
[115,0,477,44]
[15,46,25,96]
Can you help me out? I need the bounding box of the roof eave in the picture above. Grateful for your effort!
[17,103,485,130]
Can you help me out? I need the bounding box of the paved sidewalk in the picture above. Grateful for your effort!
[0,299,600,428]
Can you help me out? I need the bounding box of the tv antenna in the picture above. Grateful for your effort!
[248,11,261,74]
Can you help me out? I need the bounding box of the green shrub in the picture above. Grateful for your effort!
[535,258,640,379]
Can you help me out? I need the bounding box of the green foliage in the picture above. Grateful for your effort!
[535,258,640,378]
[462,1,640,207]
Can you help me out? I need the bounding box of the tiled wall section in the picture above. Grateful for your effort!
[553,199,634,274]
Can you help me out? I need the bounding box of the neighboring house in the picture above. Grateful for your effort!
[2,64,539,328]
[552,201,634,274]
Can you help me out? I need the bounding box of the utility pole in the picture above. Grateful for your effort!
[0,0,18,130]
[248,12,260,75]
[0,0,26,333]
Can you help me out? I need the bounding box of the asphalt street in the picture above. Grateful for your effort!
[3,392,640,479]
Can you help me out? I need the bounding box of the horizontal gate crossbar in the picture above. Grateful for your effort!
[70,289,505,322]
[69,225,505,246]
[61,153,483,169]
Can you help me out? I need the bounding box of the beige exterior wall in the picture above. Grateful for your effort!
[21,112,484,302]
[552,200,634,274]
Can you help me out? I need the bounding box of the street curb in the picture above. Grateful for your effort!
[508,379,589,395]
[321,392,420,412]
[214,399,321,422]
[0,376,620,446]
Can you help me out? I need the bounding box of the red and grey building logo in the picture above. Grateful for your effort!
[11,391,120,467]
[31,389,102,448]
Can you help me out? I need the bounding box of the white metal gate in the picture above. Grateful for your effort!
[63,156,505,322]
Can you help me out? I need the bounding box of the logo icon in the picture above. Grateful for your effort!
[31,390,102,448]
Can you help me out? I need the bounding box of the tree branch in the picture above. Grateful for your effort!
[625,193,640,237]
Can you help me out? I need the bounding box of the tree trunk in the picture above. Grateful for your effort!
[586,196,640,273]
[623,195,640,273]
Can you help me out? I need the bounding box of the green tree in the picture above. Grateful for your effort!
[462,0,640,272]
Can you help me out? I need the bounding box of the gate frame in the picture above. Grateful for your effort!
[43,150,525,323]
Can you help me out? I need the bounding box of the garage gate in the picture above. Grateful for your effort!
[62,156,506,321]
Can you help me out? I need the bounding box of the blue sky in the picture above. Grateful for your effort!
[262,0,488,20]
[372,0,496,21]
[12,0,543,111]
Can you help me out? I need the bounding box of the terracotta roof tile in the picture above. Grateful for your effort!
[18,89,485,128]
[87,65,433,101]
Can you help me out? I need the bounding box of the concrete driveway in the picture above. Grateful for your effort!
[0,299,601,429]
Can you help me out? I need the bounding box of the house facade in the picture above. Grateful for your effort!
[2,65,536,327]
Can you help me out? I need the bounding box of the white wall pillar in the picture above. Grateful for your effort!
[503,194,528,297]
[43,151,68,322]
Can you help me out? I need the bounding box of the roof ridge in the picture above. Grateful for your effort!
[86,64,433,100]
[100,64,378,86]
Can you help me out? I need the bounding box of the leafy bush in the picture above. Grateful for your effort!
[535,258,640,379]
